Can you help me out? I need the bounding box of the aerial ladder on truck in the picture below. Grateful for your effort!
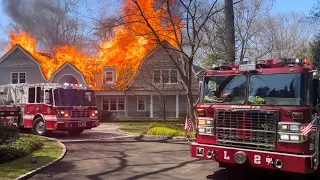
[0,84,28,127]
[0,83,100,135]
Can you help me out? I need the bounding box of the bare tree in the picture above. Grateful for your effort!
[3,0,85,52]
[250,12,315,59]
[133,51,185,122]
[224,0,236,62]
[128,0,242,127]
[199,1,227,68]
[234,0,273,61]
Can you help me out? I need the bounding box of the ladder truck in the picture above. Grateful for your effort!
[0,83,100,135]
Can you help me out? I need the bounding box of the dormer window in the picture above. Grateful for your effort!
[103,66,116,85]
[105,71,113,83]
[153,69,178,84]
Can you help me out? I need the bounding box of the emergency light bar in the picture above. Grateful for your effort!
[238,61,256,71]
[63,83,84,87]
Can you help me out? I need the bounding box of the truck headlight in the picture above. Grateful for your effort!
[278,133,307,143]
[197,117,214,135]
[289,125,300,131]
[198,128,206,133]
[56,110,70,118]
[289,134,300,141]
[278,122,301,132]
[197,117,214,126]
[279,134,289,141]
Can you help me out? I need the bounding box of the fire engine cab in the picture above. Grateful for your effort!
[191,58,320,174]
[0,83,100,135]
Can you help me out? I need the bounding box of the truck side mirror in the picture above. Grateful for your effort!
[85,92,92,102]
[45,91,52,105]
[312,71,320,79]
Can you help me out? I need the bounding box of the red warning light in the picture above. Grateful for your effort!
[303,58,310,63]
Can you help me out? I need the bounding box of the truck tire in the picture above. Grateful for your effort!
[67,128,84,135]
[32,117,47,136]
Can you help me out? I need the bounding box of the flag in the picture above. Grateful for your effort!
[184,117,192,132]
[301,118,318,136]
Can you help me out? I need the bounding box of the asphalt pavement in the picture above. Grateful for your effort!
[26,125,319,180]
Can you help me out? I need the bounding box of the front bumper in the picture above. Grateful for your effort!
[191,142,315,174]
[55,120,100,130]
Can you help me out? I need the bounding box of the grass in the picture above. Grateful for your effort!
[110,122,151,134]
[0,136,63,180]
[106,122,195,138]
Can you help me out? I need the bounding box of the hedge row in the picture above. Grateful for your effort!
[147,127,186,137]
[0,134,43,163]
[0,123,19,145]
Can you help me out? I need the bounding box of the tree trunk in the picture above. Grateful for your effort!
[187,59,196,130]
[162,96,166,123]
[187,90,196,130]
[224,0,236,62]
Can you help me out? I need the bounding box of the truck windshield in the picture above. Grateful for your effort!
[249,73,309,105]
[54,89,96,106]
[202,75,247,104]
[79,90,96,106]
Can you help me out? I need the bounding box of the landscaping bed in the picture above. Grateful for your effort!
[0,135,63,180]
[109,122,195,138]
[0,123,63,180]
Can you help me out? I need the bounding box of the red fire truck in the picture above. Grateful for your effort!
[191,58,320,174]
[0,83,100,135]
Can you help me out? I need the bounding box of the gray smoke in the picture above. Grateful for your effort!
[2,0,76,50]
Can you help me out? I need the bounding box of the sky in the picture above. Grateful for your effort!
[271,0,316,15]
[0,0,316,40]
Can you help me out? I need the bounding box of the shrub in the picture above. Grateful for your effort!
[147,127,186,137]
[104,118,181,123]
[148,122,183,130]
[0,134,43,163]
[0,122,19,145]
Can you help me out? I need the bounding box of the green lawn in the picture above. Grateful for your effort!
[0,137,63,180]
[105,122,195,138]
[109,122,151,134]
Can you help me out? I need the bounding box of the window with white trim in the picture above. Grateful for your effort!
[137,97,146,111]
[11,72,26,84]
[102,97,125,111]
[153,70,161,83]
[162,70,169,83]
[19,73,26,83]
[110,98,117,110]
[105,71,114,84]
[118,98,125,110]
[102,98,109,110]
[153,70,178,84]
[170,70,178,83]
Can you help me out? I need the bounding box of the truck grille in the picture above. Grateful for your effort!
[215,109,279,150]
[71,110,90,118]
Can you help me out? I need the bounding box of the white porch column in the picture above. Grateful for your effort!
[176,94,179,118]
[150,95,154,118]
[125,95,128,118]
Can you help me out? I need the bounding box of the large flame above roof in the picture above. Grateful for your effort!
[5,0,180,89]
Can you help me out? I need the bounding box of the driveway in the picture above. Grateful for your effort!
[29,136,317,180]
[47,124,128,142]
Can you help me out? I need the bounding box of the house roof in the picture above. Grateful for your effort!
[127,40,199,89]
[0,44,46,81]
[49,61,88,86]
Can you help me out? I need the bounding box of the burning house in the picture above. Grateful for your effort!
[0,41,200,119]
[0,0,201,119]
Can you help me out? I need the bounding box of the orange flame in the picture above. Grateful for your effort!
[5,0,181,90]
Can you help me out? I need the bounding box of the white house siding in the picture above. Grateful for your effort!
[0,47,46,85]
[95,94,188,120]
